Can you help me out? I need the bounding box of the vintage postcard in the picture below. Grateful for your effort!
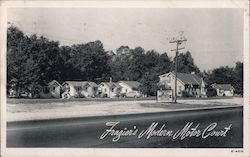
[0,0,249,157]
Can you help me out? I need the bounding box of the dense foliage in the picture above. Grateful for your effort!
[7,26,243,97]
[203,62,243,95]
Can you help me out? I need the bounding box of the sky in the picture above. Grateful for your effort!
[7,8,243,71]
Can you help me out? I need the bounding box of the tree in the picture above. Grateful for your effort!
[7,26,28,95]
[139,71,159,96]
[204,62,243,95]
[109,46,146,81]
[58,45,81,81]
[109,47,173,95]
[154,53,172,75]
[233,62,243,95]
[68,40,111,82]
[207,66,235,84]
[7,26,62,97]
[173,51,200,74]
[138,50,172,96]
[8,25,208,98]
[123,47,145,81]
[116,45,130,56]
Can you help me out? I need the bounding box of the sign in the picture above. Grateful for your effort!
[157,89,173,102]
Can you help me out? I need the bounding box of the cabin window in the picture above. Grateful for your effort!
[178,86,182,95]
[104,88,107,92]
[167,76,171,83]
[53,86,56,92]
[125,89,127,92]
[76,86,81,92]
[111,88,114,92]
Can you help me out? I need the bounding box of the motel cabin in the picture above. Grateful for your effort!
[159,72,207,98]
[98,82,121,98]
[211,83,235,96]
[62,81,98,98]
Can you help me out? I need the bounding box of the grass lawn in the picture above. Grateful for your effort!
[6,97,242,121]
[7,97,157,104]
[7,96,241,104]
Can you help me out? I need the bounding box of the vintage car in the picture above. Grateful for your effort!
[125,91,142,98]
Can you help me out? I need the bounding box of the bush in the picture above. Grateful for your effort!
[207,88,217,97]
[182,91,193,97]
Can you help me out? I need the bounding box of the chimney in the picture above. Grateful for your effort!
[109,77,112,83]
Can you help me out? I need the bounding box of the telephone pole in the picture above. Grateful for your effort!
[170,38,187,103]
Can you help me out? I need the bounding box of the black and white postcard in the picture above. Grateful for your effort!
[0,0,249,157]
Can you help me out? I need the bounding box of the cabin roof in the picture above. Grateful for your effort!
[119,81,141,89]
[63,81,98,88]
[211,83,234,90]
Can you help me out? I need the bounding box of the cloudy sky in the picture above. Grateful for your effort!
[7,8,243,71]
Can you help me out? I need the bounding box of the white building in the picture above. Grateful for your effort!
[211,83,234,96]
[159,72,207,97]
[62,81,98,98]
[98,82,121,98]
[40,80,62,98]
[118,81,142,97]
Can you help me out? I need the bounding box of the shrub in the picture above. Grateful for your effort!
[182,91,193,97]
[207,88,217,97]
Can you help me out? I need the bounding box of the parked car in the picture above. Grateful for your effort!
[126,91,142,98]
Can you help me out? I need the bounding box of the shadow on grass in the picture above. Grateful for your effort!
[140,102,230,109]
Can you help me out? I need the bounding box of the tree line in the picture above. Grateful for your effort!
[7,26,243,97]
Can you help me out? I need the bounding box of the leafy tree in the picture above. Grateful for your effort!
[207,66,235,84]
[58,46,75,81]
[139,71,159,96]
[233,62,243,95]
[68,40,111,82]
[116,45,130,56]
[138,50,172,96]
[7,26,28,94]
[154,53,172,75]
[123,47,145,81]
[7,26,62,97]
[109,47,172,95]
[11,25,236,98]
[204,62,243,95]
[109,46,146,81]
[173,51,200,74]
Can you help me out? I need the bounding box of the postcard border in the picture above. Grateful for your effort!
[0,1,249,157]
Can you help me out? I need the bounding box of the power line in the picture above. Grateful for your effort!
[169,38,187,103]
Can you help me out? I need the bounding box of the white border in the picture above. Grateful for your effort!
[0,1,249,157]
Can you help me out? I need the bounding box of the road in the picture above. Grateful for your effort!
[7,106,243,148]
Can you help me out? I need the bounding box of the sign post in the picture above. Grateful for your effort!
[157,89,173,103]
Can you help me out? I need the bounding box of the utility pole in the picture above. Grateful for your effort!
[170,38,187,103]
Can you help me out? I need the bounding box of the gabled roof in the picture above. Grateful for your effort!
[176,72,203,85]
[48,80,62,87]
[87,82,99,87]
[159,72,205,86]
[119,81,141,89]
[63,81,98,88]
[211,84,234,90]
[100,82,121,88]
